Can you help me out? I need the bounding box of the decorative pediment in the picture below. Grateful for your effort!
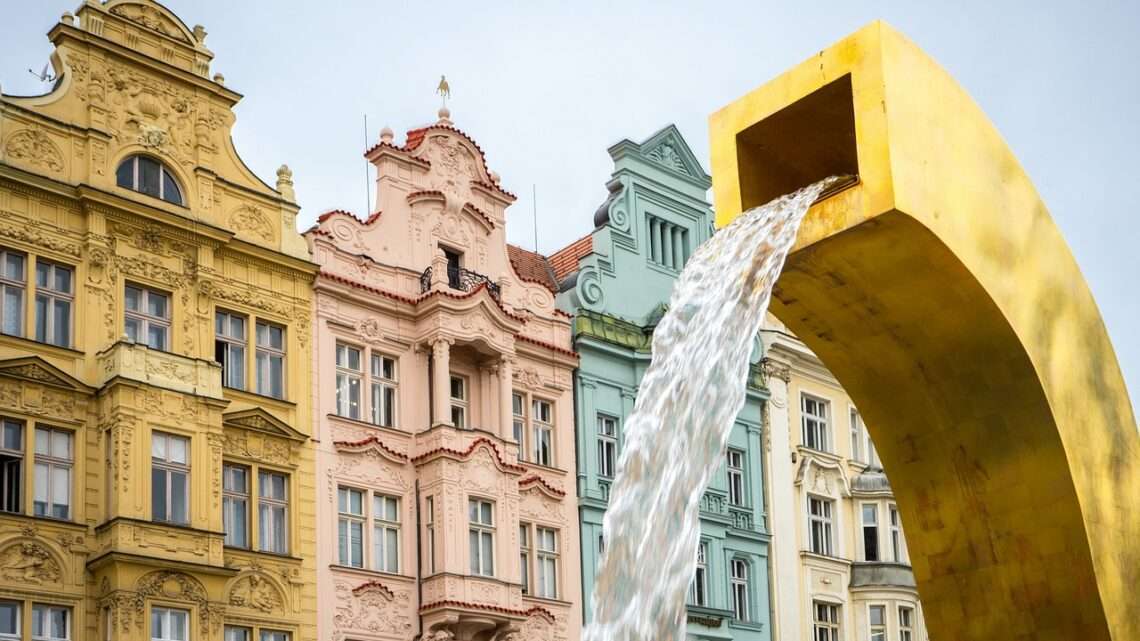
[412,437,525,475]
[222,407,306,442]
[794,453,852,498]
[518,475,566,498]
[106,1,197,45]
[640,125,707,180]
[334,436,409,464]
[0,356,92,393]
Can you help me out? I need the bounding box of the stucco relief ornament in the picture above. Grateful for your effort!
[5,130,64,173]
[110,4,190,42]
[0,542,61,584]
[356,317,385,344]
[229,574,282,612]
[230,205,275,242]
[647,142,687,173]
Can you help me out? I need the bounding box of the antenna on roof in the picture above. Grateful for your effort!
[363,114,371,215]
[27,62,55,84]
[532,184,539,253]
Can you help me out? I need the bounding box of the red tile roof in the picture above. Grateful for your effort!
[548,233,593,282]
[507,244,558,292]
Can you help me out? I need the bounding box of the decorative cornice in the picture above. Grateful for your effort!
[412,437,526,474]
[514,334,578,360]
[419,600,555,621]
[351,579,395,599]
[333,435,409,464]
[518,475,566,498]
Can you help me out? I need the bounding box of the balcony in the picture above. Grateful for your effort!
[850,561,917,590]
[420,265,501,302]
[97,340,224,399]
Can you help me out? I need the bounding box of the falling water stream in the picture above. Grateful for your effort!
[584,177,839,641]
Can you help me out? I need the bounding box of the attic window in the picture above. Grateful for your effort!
[116,155,184,206]
[647,214,689,271]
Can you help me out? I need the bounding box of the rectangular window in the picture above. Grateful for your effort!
[34,262,72,348]
[808,496,834,556]
[813,602,840,641]
[512,393,525,461]
[801,394,830,452]
[646,214,690,271]
[256,321,286,399]
[890,504,904,563]
[370,354,397,427]
[260,631,289,641]
[597,415,618,479]
[869,604,886,641]
[443,247,462,289]
[335,344,362,419]
[372,494,400,573]
[688,541,708,606]
[151,432,189,524]
[33,427,71,519]
[531,399,553,466]
[31,604,69,641]
[215,311,247,390]
[223,464,249,548]
[450,376,468,429]
[125,285,170,351]
[862,503,880,562]
[898,606,914,641]
[224,627,250,641]
[0,420,22,514]
[850,407,863,463]
[0,250,25,337]
[730,558,750,622]
[259,471,289,554]
[519,523,531,595]
[726,449,745,506]
[536,526,559,598]
[425,496,436,574]
[0,601,18,641]
[150,607,188,641]
[468,498,494,576]
[337,487,365,568]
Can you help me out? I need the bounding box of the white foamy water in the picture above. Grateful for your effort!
[584,178,839,641]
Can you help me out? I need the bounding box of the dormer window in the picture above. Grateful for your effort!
[116,155,184,206]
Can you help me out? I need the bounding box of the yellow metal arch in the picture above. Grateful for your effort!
[711,22,1137,641]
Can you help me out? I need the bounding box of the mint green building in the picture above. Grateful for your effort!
[553,126,773,641]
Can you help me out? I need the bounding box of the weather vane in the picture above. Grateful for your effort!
[437,75,450,106]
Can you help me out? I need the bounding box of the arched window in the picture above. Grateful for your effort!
[115,155,183,206]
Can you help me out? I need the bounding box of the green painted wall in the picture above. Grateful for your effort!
[557,125,773,641]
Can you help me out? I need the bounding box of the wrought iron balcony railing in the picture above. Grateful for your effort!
[420,265,502,302]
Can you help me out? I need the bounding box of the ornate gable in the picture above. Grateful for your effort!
[0,356,92,393]
[223,407,306,442]
[639,125,708,181]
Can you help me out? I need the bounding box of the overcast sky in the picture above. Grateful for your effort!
[3,1,1138,410]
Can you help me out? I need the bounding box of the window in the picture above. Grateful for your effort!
[372,494,399,573]
[862,503,880,562]
[512,394,525,460]
[647,214,690,271]
[335,344,362,419]
[597,415,618,479]
[726,449,745,506]
[808,496,834,556]
[0,421,23,513]
[260,631,289,641]
[223,464,249,548]
[151,432,189,524]
[32,604,69,641]
[259,471,289,554]
[468,498,494,576]
[688,541,708,606]
[450,376,468,429]
[425,496,436,574]
[116,155,183,206]
[890,504,904,563]
[33,427,71,519]
[150,607,188,641]
[531,399,553,466]
[536,527,558,598]
[813,602,840,641]
[256,322,286,398]
[225,627,250,641]
[34,262,72,347]
[801,394,830,452]
[730,558,750,622]
[898,606,914,641]
[0,250,24,336]
[519,524,531,595]
[370,354,397,427]
[125,285,170,351]
[215,311,246,390]
[443,247,462,289]
[869,605,886,641]
[0,601,18,641]
[850,408,878,465]
[337,487,365,568]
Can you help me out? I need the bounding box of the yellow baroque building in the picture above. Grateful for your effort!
[0,3,316,641]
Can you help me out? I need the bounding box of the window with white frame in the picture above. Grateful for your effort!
[450,376,468,429]
[468,498,494,576]
[869,604,887,641]
[536,526,558,598]
[850,407,879,466]
[33,427,71,519]
[370,354,397,427]
[150,606,188,641]
[862,503,880,562]
[0,601,17,641]
[215,311,247,390]
[260,632,289,641]
[372,494,400,573]
[0,250,25,336]
[256,321,286,399]
[151,432,189,524]
[126,284,171,351]
[813,601,840,641]
[808,495,834,556]
[801,394,830,452]
[898,606,914,641]
[425,496,436,574]
[890,504,905,563]
[531,399,553,466]
[730,558,750,622]
[519,523,531,595]
[259,470,289,554]
[223,464,249,548]
[335,344,363,419]
[726,449,746,506]
[116,155,184,206]
[34,261,72,348]
[688,541,708,606]
[597,414,618,479]
[337,487,365,567]
[31,604,69,641]
[225,626,251,641]
[512,394,525,460]
[0,420,22,513]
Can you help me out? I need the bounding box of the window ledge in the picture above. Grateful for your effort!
[328,563,416,582]
[224,547,303,563]
[0,511,86,529]
[226,386,295,409]
[521,594,573,608]
[0,333,85,359]
[727,620,766,632]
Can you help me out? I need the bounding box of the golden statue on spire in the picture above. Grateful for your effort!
[437,75,451,104]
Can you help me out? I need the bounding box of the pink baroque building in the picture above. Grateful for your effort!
[305,108,581,641]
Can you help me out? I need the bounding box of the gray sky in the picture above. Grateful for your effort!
[3,1,1138,411]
